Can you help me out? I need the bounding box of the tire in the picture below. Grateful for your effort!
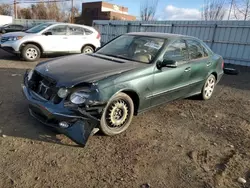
[201,74,216,100]
[100,92,134,136]
[21,44,41,62]
[81,45,94,54]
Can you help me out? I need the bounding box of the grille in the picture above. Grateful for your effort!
[29,71,58,101]
[29,105,59,125]
[1,37,8,43]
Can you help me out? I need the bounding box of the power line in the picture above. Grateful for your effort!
[16,0,71,3]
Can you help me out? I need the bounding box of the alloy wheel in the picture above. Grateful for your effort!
[26,48,38,60]
[106,99,129,128]
[204,76,215,98]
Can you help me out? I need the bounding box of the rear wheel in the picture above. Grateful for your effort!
[100,92,134,136]
[201,74,216,100]
[21,44,41,62]
[81,45,94,54]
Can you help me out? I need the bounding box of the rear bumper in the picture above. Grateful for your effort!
[217,72,224,83]
[22,71,100,146]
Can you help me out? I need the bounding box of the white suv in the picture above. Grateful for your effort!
[0,22,101,61]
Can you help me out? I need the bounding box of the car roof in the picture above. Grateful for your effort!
[4,24,23,26]
[127,32,197,40]
[47,22,95,31]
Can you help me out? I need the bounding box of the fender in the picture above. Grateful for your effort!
[19,41,44,52]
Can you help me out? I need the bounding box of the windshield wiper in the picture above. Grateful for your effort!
[100,54,133,61]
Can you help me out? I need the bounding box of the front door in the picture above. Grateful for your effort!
[151,40,191,107]
[40,25,69,52]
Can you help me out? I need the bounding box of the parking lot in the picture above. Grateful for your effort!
[0,49,250,188]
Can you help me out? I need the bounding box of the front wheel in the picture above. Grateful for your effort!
[21,44,41,61]
[201,74,216,100]
[100,92,134,136]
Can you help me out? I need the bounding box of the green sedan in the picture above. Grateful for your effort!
[23,32,224,145]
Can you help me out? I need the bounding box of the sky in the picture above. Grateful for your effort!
[0,0,208,20]
[82,0,204,20]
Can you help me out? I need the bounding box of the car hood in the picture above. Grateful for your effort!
[1,31,33,37]
[35,54,146,87]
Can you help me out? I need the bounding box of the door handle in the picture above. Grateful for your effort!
[63,37,68,39]
[184,67,191,72]
[206,62,212,67]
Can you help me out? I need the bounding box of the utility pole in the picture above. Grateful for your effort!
[228,0,233,20]
[14,0,17,19]
[71,0,74,23]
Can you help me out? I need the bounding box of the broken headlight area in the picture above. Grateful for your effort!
[23,70,107,146]
[70,90,90,104]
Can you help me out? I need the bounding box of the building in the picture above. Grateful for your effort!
[76,1,136,26]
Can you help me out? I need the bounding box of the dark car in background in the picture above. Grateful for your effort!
[22,32,224,146]
[0,24,27,34]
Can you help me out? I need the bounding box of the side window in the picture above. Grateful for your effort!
[7,25,13,29]
[186,40,207,59]
[15,25,23,30]
[202,44,209,57]
[68,26,84,35]
[47,25,67,35]
[163,40,188,63]
[84,28,93,35]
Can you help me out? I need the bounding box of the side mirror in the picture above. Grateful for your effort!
[161,59,177,68]
[44,31,52,36]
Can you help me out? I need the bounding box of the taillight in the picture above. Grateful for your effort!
[96,32,101,40]
[221,59,224,69]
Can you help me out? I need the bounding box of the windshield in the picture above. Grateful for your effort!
[25,23,54,33]
[96,35,165,64]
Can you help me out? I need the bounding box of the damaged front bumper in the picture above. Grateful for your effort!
[22,71,104,146]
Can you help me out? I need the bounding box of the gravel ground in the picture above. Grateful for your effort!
[0,49,250,188]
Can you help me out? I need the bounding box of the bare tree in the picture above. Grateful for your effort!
[0,4,12,16]
[19,7,32,19]
[233,0,250,20]
[140,0,159,21]
[3,1,79,22]
[201,0,227,20]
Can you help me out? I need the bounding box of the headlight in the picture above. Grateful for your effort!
[7,36,23,41]
[70,91,90,104]
[58,88,69,98]
[27,69,33,81]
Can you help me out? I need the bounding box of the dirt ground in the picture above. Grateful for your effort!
[0,49,249,188]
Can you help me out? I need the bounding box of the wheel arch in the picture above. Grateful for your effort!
[119,89,140,116]
[211,72,218,81]
[20,41,44,53]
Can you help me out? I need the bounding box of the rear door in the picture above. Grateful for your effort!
[186,39,211,94]
[83,28,96,48]
[67,25,85,52]
[151,39,192,106]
